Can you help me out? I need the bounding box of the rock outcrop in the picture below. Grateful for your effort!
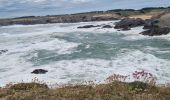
[114,18,145,30]
[140,27,170,36]
[102,25,113,28]
[31,69,48,74]
[143,19,159,29]
[114,10,170,36]
[77,25,100,28]
[140,12,170,36]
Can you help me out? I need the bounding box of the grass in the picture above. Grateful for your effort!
[0,81,170,100]
[1,70,170,100]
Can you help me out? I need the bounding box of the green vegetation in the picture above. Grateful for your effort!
[0,81,170,100]
[0,71,169,100]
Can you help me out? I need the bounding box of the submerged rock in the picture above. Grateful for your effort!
[121,26,131,31]
[102,25,112,28]
[31,69,48,74]
[77,25,100,28]
[114,18,145,30]
[0,49,8,55]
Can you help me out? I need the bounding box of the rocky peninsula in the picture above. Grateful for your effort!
[0,7,170,36]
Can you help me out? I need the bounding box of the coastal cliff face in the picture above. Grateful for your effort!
[113,8,170,36]
[140,10,170,36]
[0,14,121,26]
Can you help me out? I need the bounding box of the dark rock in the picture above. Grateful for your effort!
[121,26,131,31]
[140,27,170,36]
[77,25,100,28]
[114,18,145,30]
[102,25,112,28]
[31,69,48,74]
[0,49,8,55]
[143,19,159,29]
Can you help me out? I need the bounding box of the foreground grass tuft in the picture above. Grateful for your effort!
[9,83,48,91]
[0,81,170,100]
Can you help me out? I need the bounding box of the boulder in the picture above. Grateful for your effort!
[77,25,100,28]
[114,18,145,30]
[31,69,48,74]
[102,25,112,28]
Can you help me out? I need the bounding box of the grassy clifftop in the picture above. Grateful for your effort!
[0,81,170,100]
[1,70,170,100]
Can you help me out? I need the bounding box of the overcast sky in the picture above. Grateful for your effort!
[0,0,170,18]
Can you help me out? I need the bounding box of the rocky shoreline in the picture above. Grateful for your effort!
[0,7,170,36]
[77,7,170,36]
[114,10,170,36]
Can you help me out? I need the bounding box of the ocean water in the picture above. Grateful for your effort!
[0,21,170,86]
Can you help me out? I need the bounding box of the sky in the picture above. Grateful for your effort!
[0,0,170,18]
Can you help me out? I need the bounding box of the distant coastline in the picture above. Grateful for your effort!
[0,7,170,36]
[0,7,169,26]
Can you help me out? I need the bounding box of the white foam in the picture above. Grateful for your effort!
[0,21,119,35]
[1,49,170,86]
[119,27,148,40]
[2,20,170,42]
[0,30,79,54]
[113,50,170,83]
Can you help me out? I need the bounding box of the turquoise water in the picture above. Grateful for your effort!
[28,32,170,65]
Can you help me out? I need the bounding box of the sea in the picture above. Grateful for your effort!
[0,21,170,87]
